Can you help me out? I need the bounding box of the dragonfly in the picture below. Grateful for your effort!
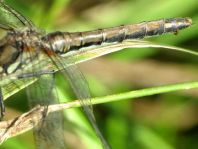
[0,0,192,149]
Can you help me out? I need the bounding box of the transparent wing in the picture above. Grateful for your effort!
[63,65,111,149]
[0,40,157,101]
[0,1,34,30]
[25,73,66,149]
[48,53,111,149]
[19,44,66,149]
[0,55,66,149]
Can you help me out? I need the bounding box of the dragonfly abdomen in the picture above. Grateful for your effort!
[45,18,192,54]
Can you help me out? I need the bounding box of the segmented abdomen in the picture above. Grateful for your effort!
[44,17,192,54]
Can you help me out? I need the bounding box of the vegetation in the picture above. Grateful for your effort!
[2,0,198,149]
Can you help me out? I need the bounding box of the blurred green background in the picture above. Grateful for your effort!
[1,0,198,149]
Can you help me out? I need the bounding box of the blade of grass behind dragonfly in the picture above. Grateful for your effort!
[2,40,198,101]
[31,0,70,30]
[62,40,198,65]
[44,0,70,30]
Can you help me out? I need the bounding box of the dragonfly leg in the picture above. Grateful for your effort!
[17,70,55,79]
[0,88,5,120]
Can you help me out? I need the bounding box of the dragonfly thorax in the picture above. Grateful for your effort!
[0,30,42,74]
